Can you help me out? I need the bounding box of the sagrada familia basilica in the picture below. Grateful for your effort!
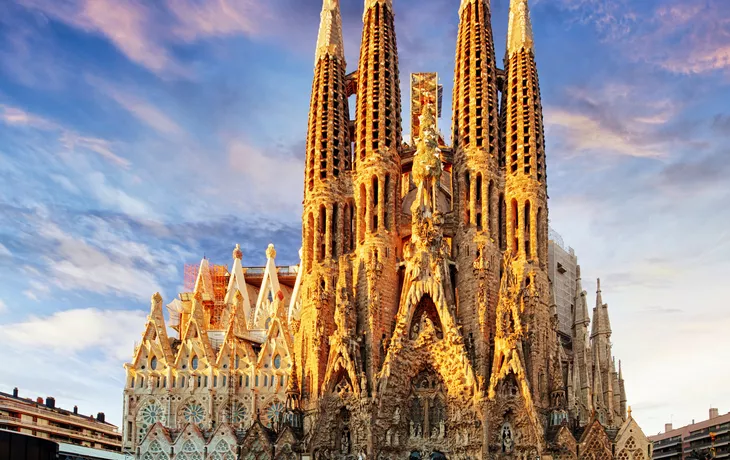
[121,0,652,459]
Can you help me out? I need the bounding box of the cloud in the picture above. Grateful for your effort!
[227,139,304,215]
[86,76,182,135]
[17,0,183,76]
[545,0,730,76]
[33,220,164,301]
[14,0,274,78]
[0,308,146,361]
[1,102,130,169]
[166,0,267,41]
[0,243,11,257]
[0,104,58,130]
[60,131,131,169]
[544,84,688,159]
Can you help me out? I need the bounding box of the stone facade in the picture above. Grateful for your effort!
[121,0,651,458]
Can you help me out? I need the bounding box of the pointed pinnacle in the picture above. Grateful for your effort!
[506,0,534,56]
[315,0,345,65]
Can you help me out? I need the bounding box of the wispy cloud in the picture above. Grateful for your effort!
[60,131,130,169]
[0,307,146,360]
[0,243,12,258]
[31,219,165,301]
[0,104,58,130]
[86,76,182,135]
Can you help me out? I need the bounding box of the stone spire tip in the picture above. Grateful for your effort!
[507,0,534,56]
[315,0,345,64]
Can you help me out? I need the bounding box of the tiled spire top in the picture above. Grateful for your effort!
[315,0,345,64]
[459,0,489,16]
[364,0,393,11]
[507,0,534,56]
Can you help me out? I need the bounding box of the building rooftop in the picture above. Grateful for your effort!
[649,408,730,442]
[0,388,119,431]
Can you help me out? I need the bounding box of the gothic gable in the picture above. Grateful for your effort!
[579,418,612,460]
[240,421,274,460]
[615,415,651,460]
[206,425,238,460]
[252,245,284,329]
[173,424,207,460]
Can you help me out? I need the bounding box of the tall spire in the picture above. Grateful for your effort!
[315,0,345,65]
[451,0,504,387]
[506,0,535,56]
[352,0,403,382]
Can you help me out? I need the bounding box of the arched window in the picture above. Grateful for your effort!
[464,172,471,225]
[384,173,391,230]
[273,355,281,369]
[318,205,326,261]
[488,180,494,237]
[306,213,314,272]
[537,207,545,265]
[372,176,379,231]
[191,355,199,370]
[476,173,483,230]
[331,203,339,259]
[524,200,531,259]
[359,183,366,242]
[499,193,506,250]
[150,356,158,371]
[511,199,519,253]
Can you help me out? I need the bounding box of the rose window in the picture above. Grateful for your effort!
[265,401,286,428]
[225,402,249,425]
[182,403,205,425]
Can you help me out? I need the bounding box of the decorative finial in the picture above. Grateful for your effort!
[266,244,277,260]
[628,406,632,418]
[506,0,535,56]
[597,278,601,292]
[233,244,243,260]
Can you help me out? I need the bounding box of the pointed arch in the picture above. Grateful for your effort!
[409,294,443,340]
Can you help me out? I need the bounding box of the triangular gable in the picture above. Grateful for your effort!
[256,316,292,371]
[579,416,612,460]
[132,293,174,368]
[322,341,360,399]
[173,423,206,455]
[194,258,215,301]
[215,314,257,371]
[240,420,274,459]
[287,249,304,324]
[225,245,254,324]
[252,244,283,329]
[138,422,173,455]
[206,424,238,457]
[552,425,577,457]
[176,293,215,366]
[615,413,651,459]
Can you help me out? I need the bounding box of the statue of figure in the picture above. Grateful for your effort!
[439,420,445,439]
[431,426,438,438]
[410,102,442,218]
[393,407,401,424]
[341,428,351,454]
[360,373,368,396]
[386,429,392,446]
[501,423,514,453]
[410,421,416,438]
[188,376,195,389]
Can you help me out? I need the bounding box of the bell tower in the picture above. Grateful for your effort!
[353,0,403,383]
[451,0,504,380]
[501,0,551,408]
[298,0,353,399]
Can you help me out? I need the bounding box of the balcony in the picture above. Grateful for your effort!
[0,399,120,436]
[0,414,120,449]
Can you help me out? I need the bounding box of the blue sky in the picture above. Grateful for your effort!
[0,0,728,436]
